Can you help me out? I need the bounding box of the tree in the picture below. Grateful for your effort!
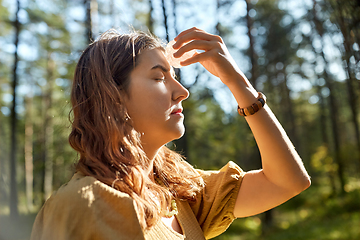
[9,0,21,219]
[161,0,170,42]
[24,84,34,211]
[26,1,73,202]
[311,0,346,194]
[148,0,154,33]
[328,0,360,167]
[245,0,259,86]
[0,0,12,209]
[43,50,55,201]
[84,0,94,43]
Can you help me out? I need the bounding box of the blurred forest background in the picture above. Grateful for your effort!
[0,0,360,239]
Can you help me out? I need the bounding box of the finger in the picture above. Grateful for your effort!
[173,29,222,49]
[179,51,211,67]
[173,40,214,58]
[174,30,221,49]
[174,27,199,41]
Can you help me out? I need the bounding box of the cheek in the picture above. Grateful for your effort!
[129,87,170,122]
[141,86,171,110]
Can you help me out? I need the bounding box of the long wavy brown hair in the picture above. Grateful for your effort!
[68,29,203,230]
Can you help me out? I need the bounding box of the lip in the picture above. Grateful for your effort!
[171,108,183,115]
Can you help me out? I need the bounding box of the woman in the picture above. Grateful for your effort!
[31,27,310,240]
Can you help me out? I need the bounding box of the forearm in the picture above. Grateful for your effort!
[228,76,311,192]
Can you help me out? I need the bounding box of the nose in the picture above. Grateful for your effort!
[172,77,189,102]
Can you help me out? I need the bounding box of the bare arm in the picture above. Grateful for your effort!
[173,27,311,218]
[227,79,310,218]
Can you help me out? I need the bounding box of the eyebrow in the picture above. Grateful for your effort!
[151,64,170,73]
[151,64,176,77]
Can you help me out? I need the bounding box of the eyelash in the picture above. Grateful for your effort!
[155,78,166,82]
[155,75,177,82]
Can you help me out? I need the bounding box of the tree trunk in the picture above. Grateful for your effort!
[148,0,154,33]
[344,59,360,167]
[312,0,346,194]
[262,209,274,235]
[308,32,337,195]
[161,0,169,42]
[9,0,20,219]
[25,95,34,211]
[215,0,221,34]
[282,69,299,148]
[323,63,346,195]
[245,0,258,86]
[318,88,337,195]
[43,51,55,201]
[318,85,338,194]
[84,0,93,44]
[0,100,2,199]
[335,1,360,167]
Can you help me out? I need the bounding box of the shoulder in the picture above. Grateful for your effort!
[31,173,144,240]
[196,161,244,180]
[51,172,134,207]
[40,172,135,218]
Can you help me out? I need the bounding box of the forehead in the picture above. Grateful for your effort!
[135,48,174,75]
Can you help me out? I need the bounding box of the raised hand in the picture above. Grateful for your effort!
[172,27,244,86]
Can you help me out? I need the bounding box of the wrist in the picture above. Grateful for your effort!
[225,74,256,94]
[226,79,258,106]
[237,92,266,117]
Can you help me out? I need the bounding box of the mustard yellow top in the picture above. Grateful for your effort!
[30,161,244,240]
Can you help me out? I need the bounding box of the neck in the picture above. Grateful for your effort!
[141,143,161,181]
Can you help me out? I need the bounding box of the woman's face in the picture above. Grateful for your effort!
[124,48,189,149]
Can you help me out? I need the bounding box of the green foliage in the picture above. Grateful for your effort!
[0,0,11,33]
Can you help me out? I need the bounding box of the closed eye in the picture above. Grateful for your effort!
[155,78,165,82]
[156,75,177,82]
[153,73,165,81]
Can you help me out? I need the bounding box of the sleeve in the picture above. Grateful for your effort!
[188,161,245,239]
[30,174,145,240]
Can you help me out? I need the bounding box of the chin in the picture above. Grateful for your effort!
[170,126,186,141]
